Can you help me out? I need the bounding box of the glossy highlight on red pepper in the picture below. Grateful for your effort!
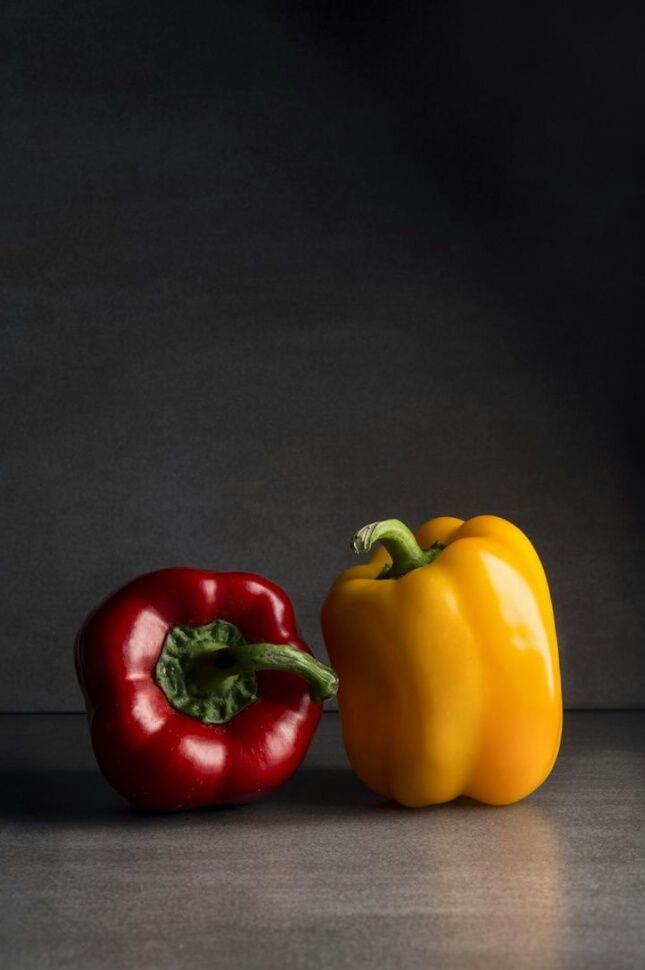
[75,568,337,811]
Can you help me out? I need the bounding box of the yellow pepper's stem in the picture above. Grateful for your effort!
[352,518,445,579]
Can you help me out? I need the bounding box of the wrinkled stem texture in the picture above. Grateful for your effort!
[352,518,445,579]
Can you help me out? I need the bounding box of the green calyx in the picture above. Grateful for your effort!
[351,518,445,579]
[155,619,338,725]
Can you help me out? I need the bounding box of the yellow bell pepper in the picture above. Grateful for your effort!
[321,515,562,806]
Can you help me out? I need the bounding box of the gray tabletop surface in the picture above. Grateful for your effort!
[1,711,644,969]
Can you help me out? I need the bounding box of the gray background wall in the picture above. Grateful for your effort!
[2,1,643,711]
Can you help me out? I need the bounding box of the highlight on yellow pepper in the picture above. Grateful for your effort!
[321,515,562,807]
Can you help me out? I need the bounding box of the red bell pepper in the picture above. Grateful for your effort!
[75,568,337,811]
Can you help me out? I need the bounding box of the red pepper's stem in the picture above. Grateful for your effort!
[212,643,338,703]
[352,518,445,579]
[155,618,337,724]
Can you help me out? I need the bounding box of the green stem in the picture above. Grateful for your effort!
[212,642,338,703]
[351,518,445,579]
[156,619,338,724]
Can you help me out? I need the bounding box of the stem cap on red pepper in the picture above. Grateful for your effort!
[156,618,338,724]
